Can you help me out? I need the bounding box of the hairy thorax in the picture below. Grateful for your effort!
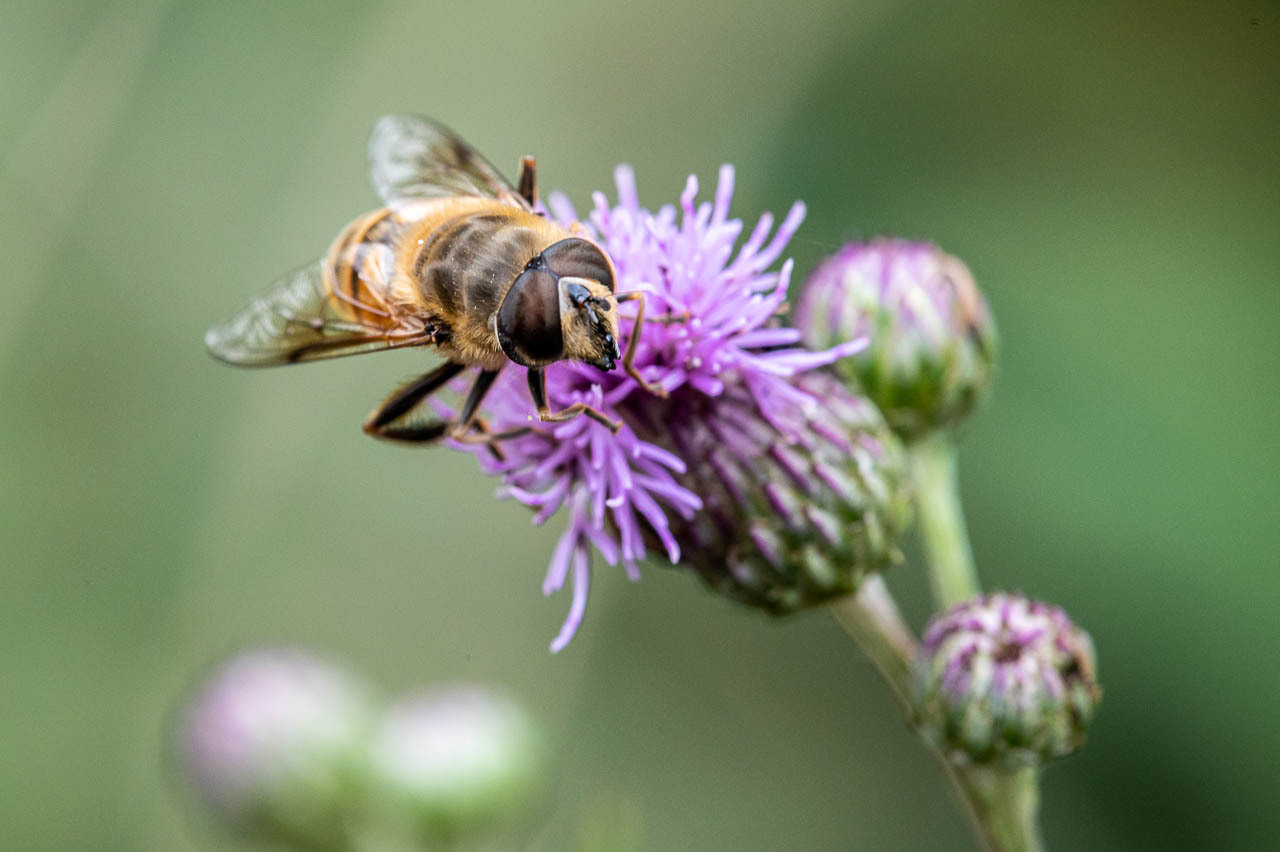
[387,198,569,370]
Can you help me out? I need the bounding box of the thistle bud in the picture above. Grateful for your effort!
[368,684,547,847]
[176,648,375,848]
[797,240,997,440]
[915,593,1101,765]
[655,371,911,613]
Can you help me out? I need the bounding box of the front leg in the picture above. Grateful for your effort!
[614,291,668,398]
[527,368,621,433]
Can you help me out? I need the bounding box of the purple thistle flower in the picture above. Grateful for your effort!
[916,592,1101,765]
[444,165,879,651]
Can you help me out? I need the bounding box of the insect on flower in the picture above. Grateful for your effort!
[442,165,878,650]
[205,114,668,445]
[206,116,875,652]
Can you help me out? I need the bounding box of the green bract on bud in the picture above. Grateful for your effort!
[177,648,375,849]
[369,684,547,847]
[649,372,911,613]
[796,240,998,440]
[915,593,1101,765]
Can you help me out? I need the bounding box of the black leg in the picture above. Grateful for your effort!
[368,421,451,444]
[368,365,524,452]
[447,369,500,438]
[363,361,464,443]
[527,368,621,433]
[364,361,464,432]
[517,156,538,206]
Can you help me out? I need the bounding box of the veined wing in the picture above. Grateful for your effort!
[204,261,429,366]
[367,114,526,208]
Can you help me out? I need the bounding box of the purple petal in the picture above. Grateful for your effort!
[549,546,591,653]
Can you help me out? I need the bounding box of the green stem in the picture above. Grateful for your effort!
[908,432,980,608]
[829,575,918,711]
[830,582,984,849]
[956,767,1044,852]
[830,578,1045,852]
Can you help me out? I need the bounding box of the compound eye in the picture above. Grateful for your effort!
[542,238,615,293]
[496,267,564,366]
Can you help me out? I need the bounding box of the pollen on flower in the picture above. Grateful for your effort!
[443,165,865,651]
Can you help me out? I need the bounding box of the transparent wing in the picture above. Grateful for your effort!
[205,261,427,366]
[367,114,524,207]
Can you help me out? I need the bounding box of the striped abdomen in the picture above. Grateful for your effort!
[324,198,568,367]
[323,207,408,332]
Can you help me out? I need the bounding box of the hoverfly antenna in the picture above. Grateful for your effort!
[561,277,594,306]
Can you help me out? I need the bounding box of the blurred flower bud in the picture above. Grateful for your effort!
[177,648,375,849]
[369,684,547,847]
[796,239,997,440]
[658,371,912,613]
[915,593,1101,765]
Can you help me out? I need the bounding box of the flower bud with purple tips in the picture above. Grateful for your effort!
[915,593,1101,765]
[797,240,998,441]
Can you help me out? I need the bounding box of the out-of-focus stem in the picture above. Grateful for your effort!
[830,580,985,849]
[956,766,1044,852]
[829,575,918,711]
[908,432,980,609]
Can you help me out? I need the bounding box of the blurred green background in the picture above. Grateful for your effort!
[2,0,1277,849]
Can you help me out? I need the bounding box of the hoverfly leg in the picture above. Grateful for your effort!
[527,368,622,434]
[452,418,541,461]
[613,291,668,398]
[453,417,535,444]
[363,360,465,443]
[446,369,501,438]
[643,310,691,325]
[447,369,542,459]
[460,417,508,461]
[366,421,451,443]
[517,156,538,206]
[542,402,620,433]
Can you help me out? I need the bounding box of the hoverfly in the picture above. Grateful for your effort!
[205,114,665,446]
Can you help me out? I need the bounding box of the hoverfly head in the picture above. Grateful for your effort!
[558,276,620,372]
[497,237,620,372]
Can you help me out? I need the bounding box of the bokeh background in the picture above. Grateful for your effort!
[2,1,1277,849]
